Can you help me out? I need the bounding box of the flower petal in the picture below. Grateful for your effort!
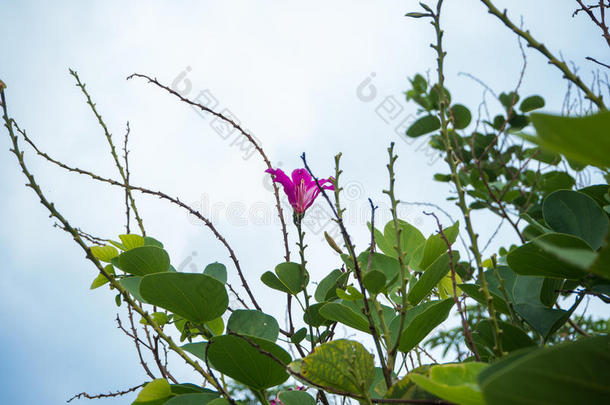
[318,177,335,190]
[266,168,296,204]
[291,168,313,186]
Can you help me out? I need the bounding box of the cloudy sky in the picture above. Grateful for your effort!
[1,1,606,403]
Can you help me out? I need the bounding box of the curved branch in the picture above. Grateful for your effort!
[479,0,606,109]
[126,73,291,262]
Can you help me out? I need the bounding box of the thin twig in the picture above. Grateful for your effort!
[67,383,146,403]
[574,0,610,48]
[123,121,131,233]
[116,312,156,379]
[586,56,610,69]
[479,0,606,109]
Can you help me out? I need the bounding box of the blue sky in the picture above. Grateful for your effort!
[0,1,606,403]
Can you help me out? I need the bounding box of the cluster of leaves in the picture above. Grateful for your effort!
[88,134,610,403]
[2,1,610,404]
[51,35,610,405]
[406,73,584,227]
[114,66,610,405]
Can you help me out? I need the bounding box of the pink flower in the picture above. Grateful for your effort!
[266,168,334,214]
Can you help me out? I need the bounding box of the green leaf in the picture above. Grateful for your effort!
[119,234,145,250]
[140,312,170,327]
[319,302,370,333]
[414,235,446,270]
[408,252,453,305]
[590,233,610,279]
[368,224,394,257]
[405,12,430,18]
[278,390,316,405]
[540,277,563,307]
[204,262,227,284]
[514,303,568,339]
[164,393,220,405]
[275,262,307,294]
[407,115,441,137]
[205,317,224,336]
[108,239,126,250]
[90,245,119,263]
[90,265,115,289]
[511,275,571,339]
[140,273,228,324]
[169,384,210,395]
[410,362,488,405]
[538,171,575,195]
[543,190,609,250]
[336,285,365,301]
[227,309,279,342]
[499,91,519,110]
[314,269,344,302]
[382,219,426,263]
[385,366,440,400]
[363,270,387,295]
[358,252,401,287]
[450,104,472,129]
[414,222,458,270]
[133,379,172,405]
[519,95,545,112]
[527,111,610,168]
[300,339,375,396]
[207,335,291,390]
[291,327,307,344]
[434,173,452,182]
[369,367,389,399]
[578,184,610,210]
[411,74,428,92]
[479,335,610,405]
[473,320,534,359]
[458,283,511,315]
[206,400,230,405]
[120,276,147,302]
[181,342,208,362]
[303,303,329,328]
[117,246,170,276]
[507,233,593,279]
[143,236,164,248]
[395,299,454,352]
[261,271,291,294]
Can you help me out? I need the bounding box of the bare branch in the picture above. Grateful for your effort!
[67,383,146,403]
